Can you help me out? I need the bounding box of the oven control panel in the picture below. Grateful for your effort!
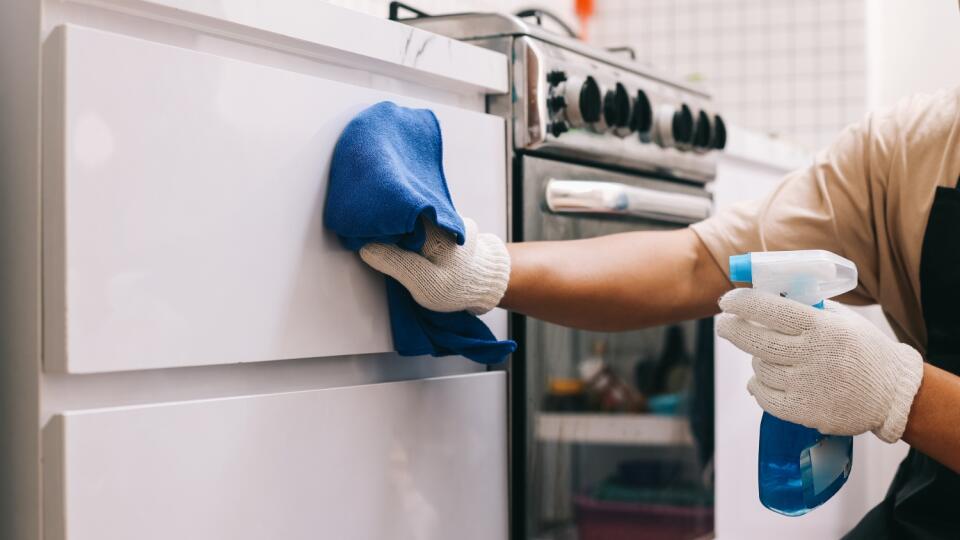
[396,11,724,183]
[543,69,725,152]
[507,36,723,182]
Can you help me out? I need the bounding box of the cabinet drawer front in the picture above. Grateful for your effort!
[43,26,507,373]
[43,373,508,540]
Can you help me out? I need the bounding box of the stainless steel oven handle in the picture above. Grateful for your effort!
[544,179,712,224]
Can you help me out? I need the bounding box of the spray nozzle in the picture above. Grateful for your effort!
[728,250,858,306]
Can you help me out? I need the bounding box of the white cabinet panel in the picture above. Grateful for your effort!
[43,25,508,373]
[43,372,507,540]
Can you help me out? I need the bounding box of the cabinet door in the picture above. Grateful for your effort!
[43,372,508,540]
[43,25,507,374]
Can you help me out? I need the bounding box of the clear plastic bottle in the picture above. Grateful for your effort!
[729,250,858,516]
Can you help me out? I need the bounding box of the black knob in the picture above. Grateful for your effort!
[693,110,712,148]
[546,70,567,86]
[603,83,632,128]
[632,89,653,133]
[579,76,602,123]
[548,121,569,137]
[712,114,727,150]
[672,104,694,144]
[547,95,566,113]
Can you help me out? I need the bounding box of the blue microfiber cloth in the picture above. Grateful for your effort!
[324,101,516,364]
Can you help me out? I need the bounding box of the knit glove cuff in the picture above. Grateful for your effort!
[464,232,511,315]
[873,344,924,443]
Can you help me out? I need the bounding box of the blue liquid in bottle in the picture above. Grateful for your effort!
[758,413,853,516]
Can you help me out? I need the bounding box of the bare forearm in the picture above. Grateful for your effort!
[902,363,960,473]
[500,228,731,331]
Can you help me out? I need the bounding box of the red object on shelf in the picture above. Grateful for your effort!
[574,495,713,540]
[575,0,594,40]
[575,0,594,17]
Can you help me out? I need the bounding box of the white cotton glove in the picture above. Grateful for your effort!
[716,288,924,443]
[359,217,510,315]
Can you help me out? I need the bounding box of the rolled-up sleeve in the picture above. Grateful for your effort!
[690,117,891,306]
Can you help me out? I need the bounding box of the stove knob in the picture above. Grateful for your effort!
[547,95,566,113]
[548,121,569,137]
[672,104,695,146]
[711,114,727,150]
[631,89,653,135]
[546,70,567,86]
[579,76,603,125]
[693,110,712,149]
[561,75,601,129]
[653,103,695,149]
[604,82,633,137]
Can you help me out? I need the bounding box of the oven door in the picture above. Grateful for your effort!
[511,155,715,540]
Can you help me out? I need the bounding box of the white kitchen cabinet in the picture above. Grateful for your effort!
[44,25,507,374]
[44,373,507,540]
[0,2,510,539]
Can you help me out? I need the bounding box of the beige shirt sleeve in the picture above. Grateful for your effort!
[691,113,896,307]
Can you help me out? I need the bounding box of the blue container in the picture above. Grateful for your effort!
[758,414,852,515]
[729,251,858,516]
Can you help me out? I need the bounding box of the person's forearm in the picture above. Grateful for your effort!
[902,363,960,473]
[500,228,731,331]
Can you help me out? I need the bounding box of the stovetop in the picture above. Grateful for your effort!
[392,11,700,93]
[392,6,724,183]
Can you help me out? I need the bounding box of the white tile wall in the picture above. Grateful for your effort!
[591,0,868,151]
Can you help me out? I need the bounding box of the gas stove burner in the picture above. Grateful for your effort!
[391,2,723,184]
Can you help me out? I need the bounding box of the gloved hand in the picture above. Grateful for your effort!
[359,217,510,315]
[716,288,924,443]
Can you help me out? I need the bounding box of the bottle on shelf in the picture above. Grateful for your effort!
[655,325,692,394]
[635,326,692,416]
[579,341,645,413]
[543,378,587,412]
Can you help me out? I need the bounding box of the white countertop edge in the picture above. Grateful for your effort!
[66,0,509,95]
[724,124,813,172]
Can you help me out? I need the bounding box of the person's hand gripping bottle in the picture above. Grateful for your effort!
[728,250,859,516]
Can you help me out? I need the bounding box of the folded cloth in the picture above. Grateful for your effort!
[324,101,516,364]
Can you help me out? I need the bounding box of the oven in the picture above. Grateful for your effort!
[512,156,715,539]
[393,5,723,538]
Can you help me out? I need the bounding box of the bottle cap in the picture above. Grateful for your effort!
[729,253,753,283]
[579,358,604,381]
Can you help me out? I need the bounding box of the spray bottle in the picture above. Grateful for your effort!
[728,250,858,516]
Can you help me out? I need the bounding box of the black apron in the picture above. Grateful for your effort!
[843,182,960,539]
